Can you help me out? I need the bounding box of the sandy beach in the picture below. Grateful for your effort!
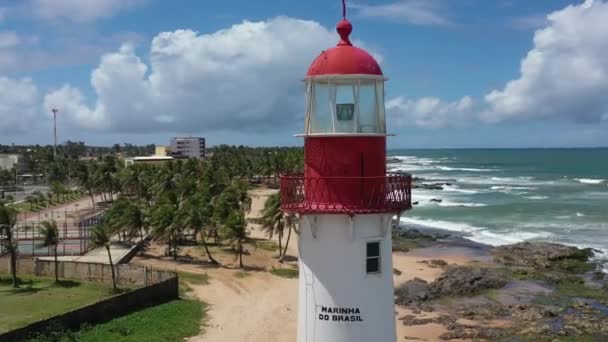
[133,188,487,341]
[133,187,608,341]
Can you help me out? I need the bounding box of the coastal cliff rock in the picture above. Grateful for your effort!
[491,242,595,269]
[395,266,507,304]
[431,265,507,296]
[395,278,433,304]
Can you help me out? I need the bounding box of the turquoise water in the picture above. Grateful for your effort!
[388,148,608,271]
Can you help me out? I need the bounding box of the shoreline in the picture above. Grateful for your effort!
[396,220,608,274]
[130,187,608,341]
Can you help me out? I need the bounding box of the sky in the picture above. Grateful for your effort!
[0,0,607,148]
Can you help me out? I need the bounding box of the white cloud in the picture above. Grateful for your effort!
[387,96,474,128]
[353,0,449,26]
[31,0,144,22]
[388,0,608,128]
[0,77,39,133]
[44,17,343,133]
[484,0,608,124]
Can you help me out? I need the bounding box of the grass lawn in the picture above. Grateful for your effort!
[29,300,205,342]
[270,268,299,279]
[0,275,115,333]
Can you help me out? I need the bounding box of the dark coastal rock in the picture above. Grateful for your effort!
[386,157,401,164]
[395,278,433,304]
[431,265,507,297]
[430,198,443,203]
[412,201,419,206]
[492,242,595,270]
[395,266,507,305]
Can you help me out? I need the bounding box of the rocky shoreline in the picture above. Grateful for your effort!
[392,229,608,341]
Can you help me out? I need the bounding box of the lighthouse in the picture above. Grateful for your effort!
[280,2,413,342]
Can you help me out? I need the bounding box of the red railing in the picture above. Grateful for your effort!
[280,173,412,215]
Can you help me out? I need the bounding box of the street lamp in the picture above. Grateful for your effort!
[52,108,59,159]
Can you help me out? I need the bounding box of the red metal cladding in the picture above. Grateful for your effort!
[306,19,383,77]
[280,173,412,215]
[305,136,386,178]
[305,136,386,208]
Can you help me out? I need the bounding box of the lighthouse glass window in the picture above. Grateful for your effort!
[307,80,386,134]
[366,241,381,274]
[334,84,355,133]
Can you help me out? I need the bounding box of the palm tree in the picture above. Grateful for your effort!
[39,220,60,283]
[122,202,148,247]
[91,224,117,290]
[151,199,181,259]
[25,195,36,211]
[0,201,18,287]
[76,161,97,208]
[50,182,64,202]
[178,193,218,264]
[280,213,297,263]
[221,211,247,268]
[260,193,284,258]
[215,183,251,268]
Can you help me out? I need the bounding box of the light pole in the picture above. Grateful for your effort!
[52,108,59,159]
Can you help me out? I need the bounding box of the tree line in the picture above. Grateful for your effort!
[1,145,303,288]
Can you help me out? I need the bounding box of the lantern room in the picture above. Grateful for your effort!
[304,19,386,135]
[281,15,412,215]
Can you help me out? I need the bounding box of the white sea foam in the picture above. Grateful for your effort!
[575,178,605,185]
[525,196,549,200]
[436,166,497,172]
[458,176,552,187]
[399,217,485,233]
[398,217,551,246]
[389,164,433,172]
[442,185,480,194]
[468,230,553,247]
[576,212,585,217]
[491,185,536,191]
[437,201,488,208]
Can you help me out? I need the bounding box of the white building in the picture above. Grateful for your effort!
[170,137,206,159]
[0,154,19,171]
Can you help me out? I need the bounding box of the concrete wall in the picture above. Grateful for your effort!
[0,257,175,286]
[0,276,179,342]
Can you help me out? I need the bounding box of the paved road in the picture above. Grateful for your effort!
[1,185,50,203]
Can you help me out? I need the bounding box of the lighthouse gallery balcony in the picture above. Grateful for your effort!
[280,173,412,215]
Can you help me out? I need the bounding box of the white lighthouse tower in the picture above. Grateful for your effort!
[280,3,413,342]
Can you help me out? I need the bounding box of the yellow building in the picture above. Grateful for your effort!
[155,145,169,156]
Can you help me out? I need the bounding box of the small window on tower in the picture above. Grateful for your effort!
[366,241,381,274]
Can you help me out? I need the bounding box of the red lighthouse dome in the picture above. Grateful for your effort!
[307,19,383,77]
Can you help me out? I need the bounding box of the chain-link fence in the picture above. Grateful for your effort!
[5,209,104,257]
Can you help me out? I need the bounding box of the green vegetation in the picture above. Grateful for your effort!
[178,272,210,286]
[39,220,60,283]
[0,201,18,287]
[256,240,279,252]
[0,275,114,333]
[90,224,117,290]
[270,268,299,279]
[28,299,205,342]
[259,193,297,262]
[392,230,438,252]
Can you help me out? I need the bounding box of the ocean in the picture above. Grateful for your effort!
[388,148,608,272]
